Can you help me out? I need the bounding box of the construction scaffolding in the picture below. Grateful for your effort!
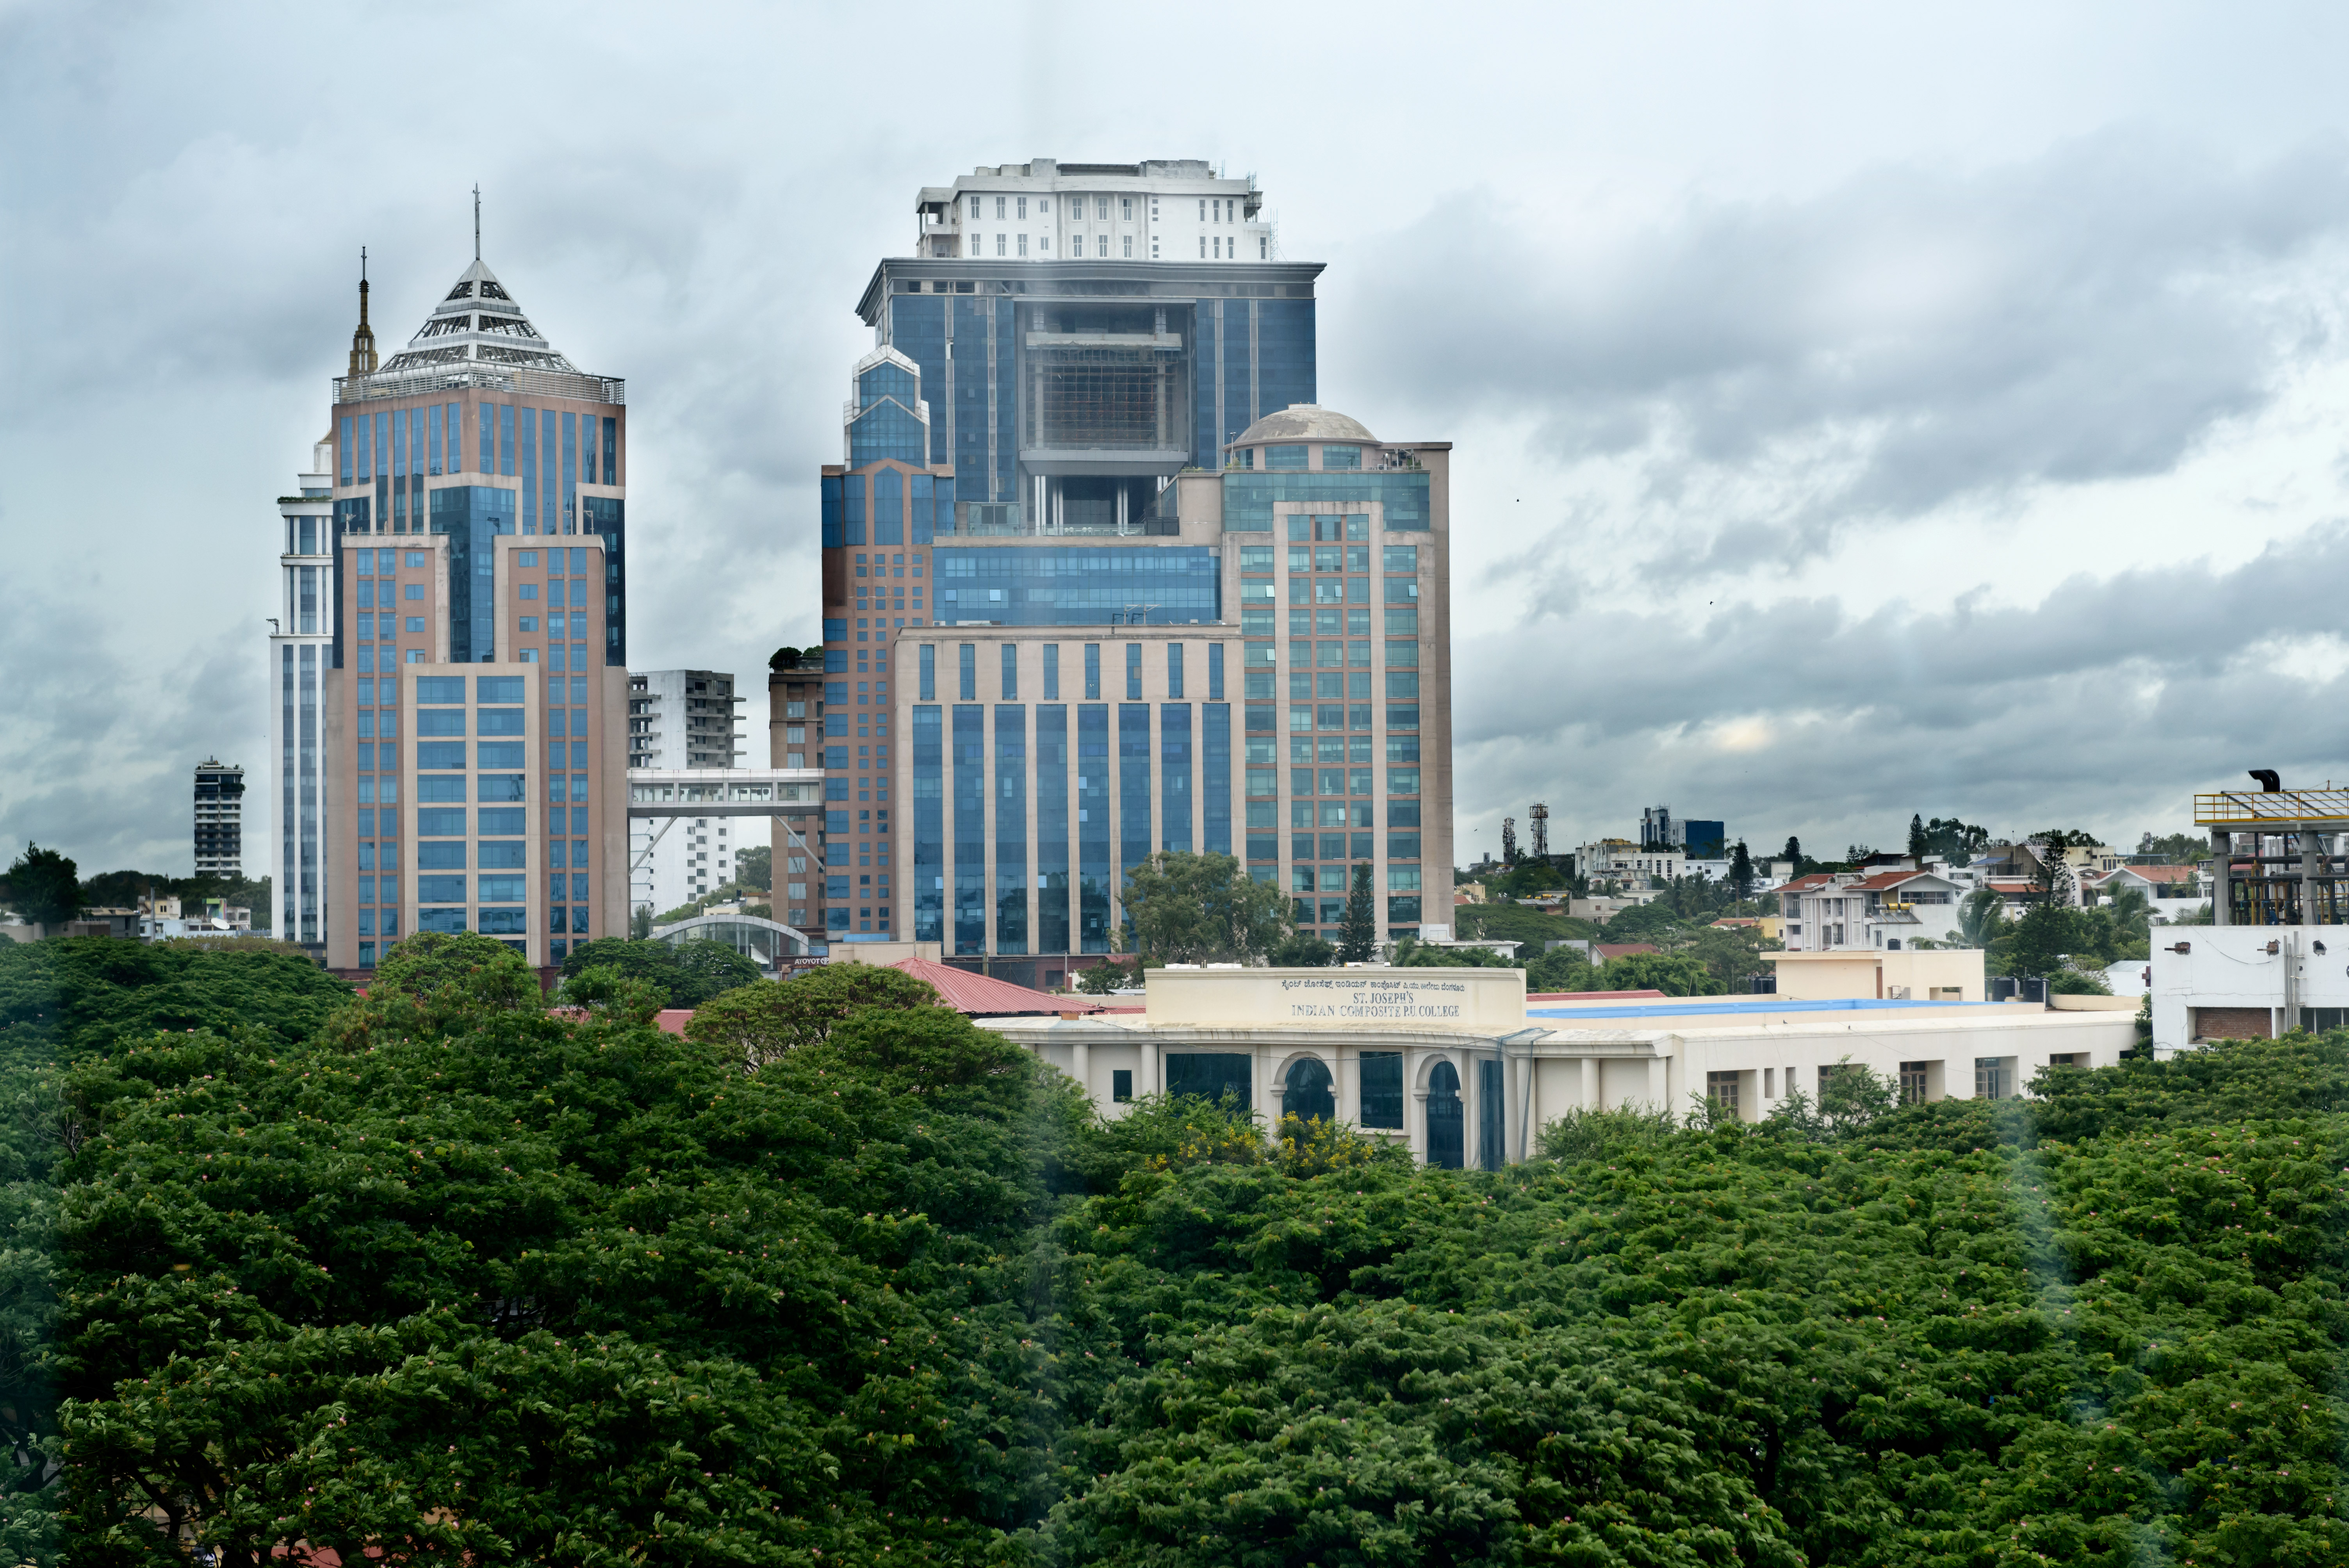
[2195,782,2349,926]
[1027,347,1186,450]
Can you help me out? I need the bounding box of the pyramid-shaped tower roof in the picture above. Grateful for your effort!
[378,257,581,376]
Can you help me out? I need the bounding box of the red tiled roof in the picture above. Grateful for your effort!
[2106,864,2199,885]
[1851,869,1949,891]
[1594,943,1661,960]
[888,956,1104,1016]
[655,1009,694,1036]
[1779,875,1836,892]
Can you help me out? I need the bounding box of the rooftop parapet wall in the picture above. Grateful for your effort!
[1144,966,1525,1030]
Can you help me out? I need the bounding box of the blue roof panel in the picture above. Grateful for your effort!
[1528,997,1998,1022]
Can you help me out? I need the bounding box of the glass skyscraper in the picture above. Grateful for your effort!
[810,159,1454,987]
[277,257,631,972]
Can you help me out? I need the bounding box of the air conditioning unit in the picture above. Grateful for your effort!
[1886,984,1911,999]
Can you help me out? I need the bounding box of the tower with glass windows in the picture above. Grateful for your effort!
[269,439,338,957]
[811,159,1453,985]
[284,257,631,972]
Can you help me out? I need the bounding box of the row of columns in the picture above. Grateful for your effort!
[1057,1037,1675,1169]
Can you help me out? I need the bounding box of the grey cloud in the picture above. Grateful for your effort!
[1346,131,2349,573]
[0,590,262,875]
[1452,526,2349,854]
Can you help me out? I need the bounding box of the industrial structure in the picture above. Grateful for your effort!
[2150,775,2349,1048]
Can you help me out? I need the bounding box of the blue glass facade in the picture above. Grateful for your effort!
[1078,704,1110,951]
[952,706,985,954]
[877,304,945,466]
[428,486,517,664]
[849,389,927,466]
[1203,703,1231,855]
[1221,471,1431,531]
[1159,704,1192,853]
[1037,705,1070,952]
[994,705,1026,953]
[913,706,943,941]
[841,256,1343,964]
[584,497,626,666]
[934,546,1218,624]
[1118,704,1151,902]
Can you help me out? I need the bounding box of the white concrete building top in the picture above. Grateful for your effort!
[911,158,1273,264]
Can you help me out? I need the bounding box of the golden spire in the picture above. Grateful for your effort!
[347,246,377,377]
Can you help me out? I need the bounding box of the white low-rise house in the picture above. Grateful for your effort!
[1575,839,1684,887]
[1779,867,1967,950]
[2088,863,2206,923]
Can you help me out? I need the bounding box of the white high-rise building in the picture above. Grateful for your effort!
[627,670,748,917]
[269,441,337,957]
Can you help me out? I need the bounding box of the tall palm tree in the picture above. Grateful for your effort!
[1956,886,2007,948]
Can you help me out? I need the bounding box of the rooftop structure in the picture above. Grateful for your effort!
[2143,774,2349,1049]
[857,157,1322,508]
[335,256,624,409]
[909,158,1272,265]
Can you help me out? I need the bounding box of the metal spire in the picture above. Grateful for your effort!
[473,185,481,260]
[347,247,377,378]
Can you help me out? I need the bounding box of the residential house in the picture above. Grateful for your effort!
[1576,838,1684,887]
[2087,863,2206,923]
[1974,838,2118,906]
[1780,868,1967,951]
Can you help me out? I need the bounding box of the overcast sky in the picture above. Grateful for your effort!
[8,0,2349,880]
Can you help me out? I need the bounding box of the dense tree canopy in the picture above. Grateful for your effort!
[2,845,82,930]
[11,930,2349,1566]
[557,935,762,1008]
[683,964,940,1069]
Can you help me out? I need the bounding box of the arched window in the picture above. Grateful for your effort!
[1426,1060,1463,1169]
[1281,1057,1334,1126]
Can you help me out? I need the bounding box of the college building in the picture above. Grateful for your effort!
[972,948,2138,1168]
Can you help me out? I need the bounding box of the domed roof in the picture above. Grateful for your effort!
[1229,404,1378,447]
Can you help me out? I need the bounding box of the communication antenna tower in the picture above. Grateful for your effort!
[1530,804,1549,861]
[1501,817,1518,864]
